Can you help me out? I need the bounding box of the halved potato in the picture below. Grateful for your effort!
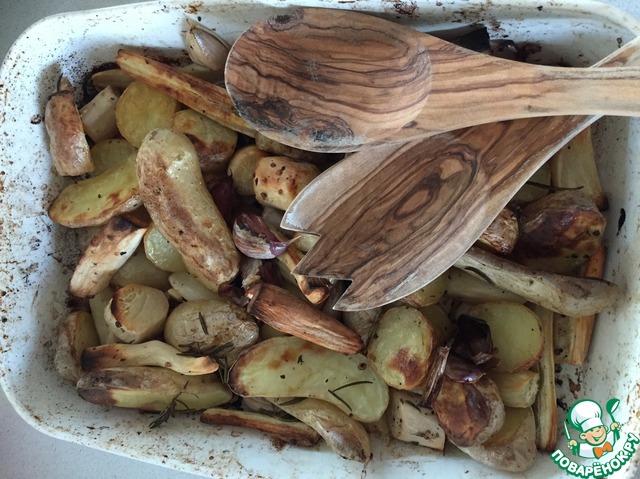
[386,389,445,451]
[229,336,389,423]
[432,375,505,447]
[115,80,180,147]
[227,145,269,196]
[367,306,436,390]
[168,272,221,301]
[486,370,539,408]
[163,298,259,356]
[48,153,141,228]
[105,284,169,343]
[467,302,544,372]
[80,84,120,143]
[253,156,320,210]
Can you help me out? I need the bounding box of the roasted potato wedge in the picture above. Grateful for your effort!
[77,366,232,412]
[367,306,436,390]
[163,298,259,356]
[115,80,180,147]
[170,109,237,177]
[136,128,240,290]
[387,389,445,451]
[80,84,120,143]
[69,215,148,298]
[48,152,141,228]
[229,336,389,423]
[44,76,93,176]
[467,302,544,373]
[90,139,137,175]
[54,311,101,382]
[272,397,372,462]
[105,284,169,343]
[82,340,218,375]
[88,287,119,345]
[486,370,539,408]
[201,407,321,447]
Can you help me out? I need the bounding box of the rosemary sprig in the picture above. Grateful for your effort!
[327,380,373,413]
[149,383,192,429]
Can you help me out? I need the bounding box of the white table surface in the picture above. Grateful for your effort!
[1,0,638,478]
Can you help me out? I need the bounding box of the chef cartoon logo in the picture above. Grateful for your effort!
[549,398,640,478]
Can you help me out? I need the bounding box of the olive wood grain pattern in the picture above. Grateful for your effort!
[226,7,640,152]
[280,32,640,311]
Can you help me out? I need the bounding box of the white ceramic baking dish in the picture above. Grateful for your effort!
[1,0,639,477]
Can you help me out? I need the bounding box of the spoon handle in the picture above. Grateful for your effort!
[417,34,640,133]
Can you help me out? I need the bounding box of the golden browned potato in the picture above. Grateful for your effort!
[104,284,169,343]
[48,153,141,228]
[76,366,232,412]
[115,80,180,147]
[136,128,240,290]
[44,76,93,176]
[367,306,436,390]
[229,336,389,423]
[253,156,320,210]
[515,190,606,273]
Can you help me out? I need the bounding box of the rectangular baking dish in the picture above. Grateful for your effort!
[1,0,639,477]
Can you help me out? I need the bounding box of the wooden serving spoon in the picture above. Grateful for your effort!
[279,30,640,311]
[226,7,640,152]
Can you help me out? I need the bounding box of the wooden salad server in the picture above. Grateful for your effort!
[279,28,640,311]
[226,7,640,152]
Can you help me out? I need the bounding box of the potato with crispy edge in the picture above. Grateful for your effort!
[49,153,141,228]
[367,306,436,390]
[45,76,93,176]
[136,128,240,290]
[54,311,101,382]
[229,336,388,423]
[486,370,539,408]
[271,397,372,462]
[105,284,169,344]
[201,407,321,447]
[77,366,232,412]
[69,214,148,298]
[253,156,320,210]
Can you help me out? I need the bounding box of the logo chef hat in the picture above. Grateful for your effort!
[568,399,605,433]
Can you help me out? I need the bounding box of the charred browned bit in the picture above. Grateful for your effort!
[245,283,363,354]
[200,408,321,447]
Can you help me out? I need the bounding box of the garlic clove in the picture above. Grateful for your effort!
[233,212,295,259]
[185,18,230,73]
